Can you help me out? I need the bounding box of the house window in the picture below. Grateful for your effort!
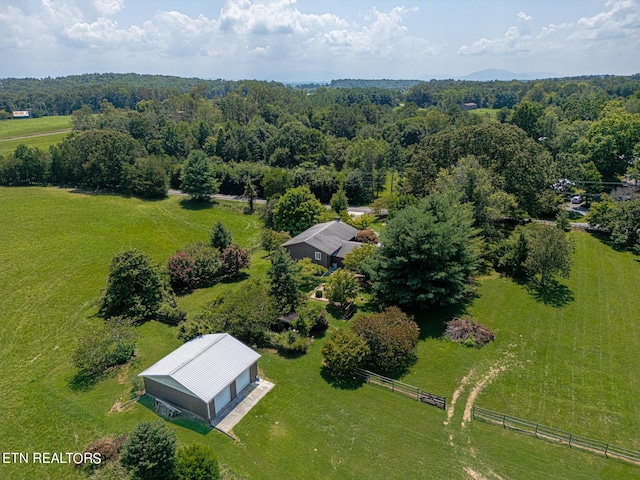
[314,252,322,261]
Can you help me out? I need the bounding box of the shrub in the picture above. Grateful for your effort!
[269,330,310,355]
[179,279,277,345]
[346,214,374,230]
[167,252,198,293]
[351,307,420,375]
[315,290,323,298]
[77,435,126,473]
[157,302,187,325]
[354,229,379,244]
[120,421,177,480]
[322,328,369,376]
[292,302,328,335]
[73,317,137,377]
[175,444,220,480]
[298,257,327,290]
[168,242,221,293]
[183,242,222,287]
[260,229,291,254]
[444,316,495,348]
[324,269,358,306]
[219,244,251,279]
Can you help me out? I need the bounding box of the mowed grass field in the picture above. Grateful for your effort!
[0,116,71,157]
[0,187,639,479]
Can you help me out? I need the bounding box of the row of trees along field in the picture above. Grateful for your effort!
[1,74,639,219]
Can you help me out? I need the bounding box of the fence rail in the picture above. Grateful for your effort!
[473,406,640,466]
[355,368,446,410]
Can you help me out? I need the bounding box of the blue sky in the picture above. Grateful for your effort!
[1,0,638,80]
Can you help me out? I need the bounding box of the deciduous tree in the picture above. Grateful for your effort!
[322,328,369,376]
[352,307,419,374]
[99,249,167,322]
[272,186,324,236]
[524,224,574,286]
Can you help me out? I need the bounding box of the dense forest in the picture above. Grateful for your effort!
[1,73,640,228]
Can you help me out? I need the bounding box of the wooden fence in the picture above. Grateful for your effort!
[473,406,640,466]
[355,368,446,410]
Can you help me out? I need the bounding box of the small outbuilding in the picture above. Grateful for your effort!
[282,218,360,269]
[139,333,260,423]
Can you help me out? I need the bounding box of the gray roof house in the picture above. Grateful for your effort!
[282,219,360,268]
[139,333,260,423]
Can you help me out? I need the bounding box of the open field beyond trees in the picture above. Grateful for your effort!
[0,116,71,157]
[1,187,639,479]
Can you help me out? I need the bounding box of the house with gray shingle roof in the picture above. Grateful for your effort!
[139,333,260,423]
[282,218,360,268]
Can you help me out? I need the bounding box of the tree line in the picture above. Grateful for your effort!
[1,74,639,222]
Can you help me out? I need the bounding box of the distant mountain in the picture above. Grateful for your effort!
[459,69,558,81]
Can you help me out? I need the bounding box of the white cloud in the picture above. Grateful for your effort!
[459,0,640,60]
[0,0,637,78]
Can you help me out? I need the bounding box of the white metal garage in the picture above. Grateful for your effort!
[139,333,261,423]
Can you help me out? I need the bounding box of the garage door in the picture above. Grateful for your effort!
[236,368,251,393]
[214,386,231,414]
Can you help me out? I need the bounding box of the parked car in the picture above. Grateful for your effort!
[571,195,582,204]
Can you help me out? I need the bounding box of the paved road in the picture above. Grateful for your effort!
[168,189,375,215]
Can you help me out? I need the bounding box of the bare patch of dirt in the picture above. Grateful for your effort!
[445,369,475,425]
[464,466,488,479]
[29,353,42,364]
[462,364,509,426]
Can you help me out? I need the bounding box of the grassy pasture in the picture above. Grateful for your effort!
[0,116,71,157]
[469,107,500,120]
[0,116,72,140]
[0,187,639,479]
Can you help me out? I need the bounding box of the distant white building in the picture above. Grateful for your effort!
[12,110,30,119]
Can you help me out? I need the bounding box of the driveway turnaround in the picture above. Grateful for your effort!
[211,379,275,435]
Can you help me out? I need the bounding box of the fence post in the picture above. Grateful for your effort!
[605,443,609,458]
[535,424,539,438]
[502,414,506,429]
[569,434,572,447]
[472,406,475,420]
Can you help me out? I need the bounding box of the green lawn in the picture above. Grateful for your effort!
[1,187,639,479]
[470,108,500,121]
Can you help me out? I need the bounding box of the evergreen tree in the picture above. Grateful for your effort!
[363,193,481,309]
[180,150,219,201]
[209,221,233,250]
[267,248,302,314]
[120,421,176,480]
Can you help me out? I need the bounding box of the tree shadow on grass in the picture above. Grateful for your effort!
[179,198,218,211]
[409,303,469,341]
[137,394,213,435]
[525,279,575,308]
[320,366,365,391]
[68,371,101,392]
